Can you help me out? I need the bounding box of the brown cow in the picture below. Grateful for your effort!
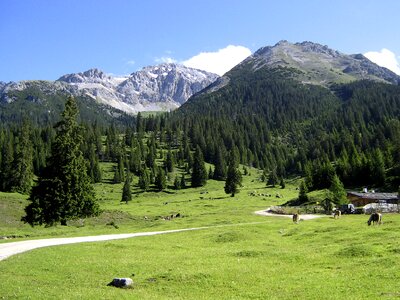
[367,213,382,226]
[292,213,300,224]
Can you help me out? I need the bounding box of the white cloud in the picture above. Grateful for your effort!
[154,56,177,64]
[182,45,252,76]
[364,48,400,75]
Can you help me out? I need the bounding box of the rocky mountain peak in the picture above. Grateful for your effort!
[118,63,219,106]
[134,63,217,81]
[57,68,112,84]
[296,41,341,57]
[245,40,400,86]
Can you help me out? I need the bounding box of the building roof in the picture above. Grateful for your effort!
[347,191,398,201]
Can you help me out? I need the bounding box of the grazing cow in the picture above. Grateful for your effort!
[367,213,382,226]
[334,210,341,219]
[292,213,300,224]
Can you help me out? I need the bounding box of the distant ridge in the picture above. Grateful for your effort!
[1,63,219,115]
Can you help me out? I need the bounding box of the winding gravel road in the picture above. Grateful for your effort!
[0,210,322,262]
[0,227,207,262]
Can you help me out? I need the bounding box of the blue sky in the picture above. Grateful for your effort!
[1,0,399,81]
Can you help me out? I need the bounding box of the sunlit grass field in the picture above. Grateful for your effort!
[1,163,400,299]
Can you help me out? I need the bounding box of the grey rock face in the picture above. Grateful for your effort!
[55,64,218,113]
[58,68,111,84]
[118,64,219,105]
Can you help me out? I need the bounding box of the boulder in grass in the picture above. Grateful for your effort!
[107,277,134,288]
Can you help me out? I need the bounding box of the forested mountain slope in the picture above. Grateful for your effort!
[0,81,133,126]
[172,42,400,189]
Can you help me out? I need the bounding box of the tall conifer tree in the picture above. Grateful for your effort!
[10,121,34,194]
[138,168,150,191]
[121,172,132,203]
[155,168,166,191]
[213,148,227,180]
[0,132,14,191]
[329,174,347,205]
[191,145,207,187]
[224,150,242,197]
[22,97,99,226]
[298,180,309,204]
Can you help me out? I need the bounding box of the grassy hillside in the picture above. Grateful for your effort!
[1,164,400,299]
[0,164,290,239]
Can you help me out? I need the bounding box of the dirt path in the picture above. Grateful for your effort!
[254,208,324,220]
[0,227,206,262]
[0,221,266,262]
[0,210,324,262]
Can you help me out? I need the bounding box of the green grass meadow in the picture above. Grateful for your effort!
[1,165,400,299]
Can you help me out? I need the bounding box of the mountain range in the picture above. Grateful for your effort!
[0,63,219,118]
[1,40,399,126]
[1,40,400,189]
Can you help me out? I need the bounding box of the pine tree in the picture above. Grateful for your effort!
[129,146,142,175]
[191,145,207,187]
[224,150,242,197]
[113,155,125,184]
[298,180,308,204]
[329,174,347,205]
[370,149,386,186]
[87,143,102,183]
[208,166,213,179]
[180,174,186,189]
[213,148,227,180]
[267,169,278,187]
[173,175,181,190]
[146,146,156,169]
[155,168,166,191]
[303,162,313,189]
[121,172,132,203]
[279,178,285,189]
[104,124,119,161]
[92,155,102,183]
[261,168,268,182]
[0,133,14,191]
[22,97,99,226]
[136,112,144,134]
[138,168,150,191]
[10,122,34,194]
[164,149,174,173]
